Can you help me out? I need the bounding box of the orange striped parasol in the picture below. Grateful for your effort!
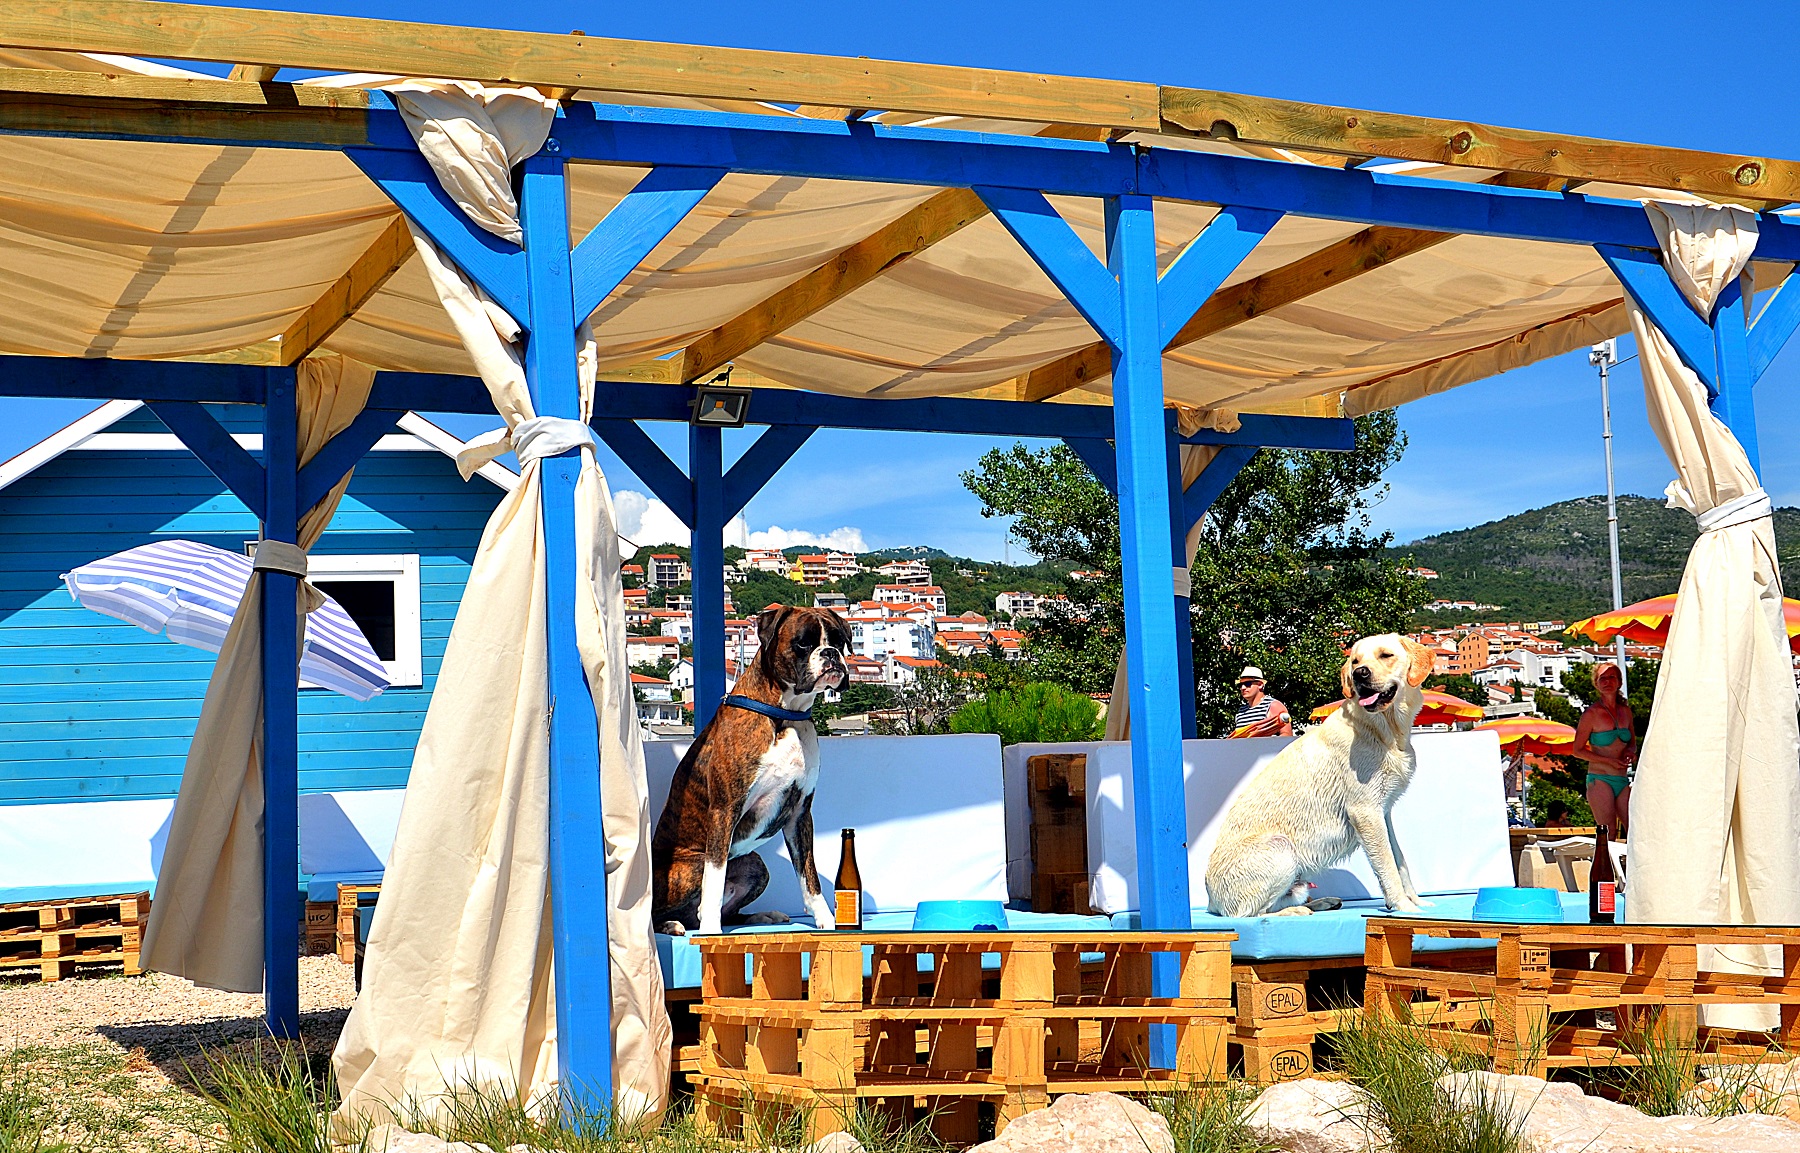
[1473,716,1577,757]
[1309,689,1485,727]
[1567,593,1800,654]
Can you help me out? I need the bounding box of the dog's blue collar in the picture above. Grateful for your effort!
[721,694,815,723]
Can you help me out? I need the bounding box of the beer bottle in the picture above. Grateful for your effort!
[834,828,863,930]
[1589,824,1616,925]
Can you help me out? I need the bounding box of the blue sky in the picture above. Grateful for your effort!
[6,0,1800,557]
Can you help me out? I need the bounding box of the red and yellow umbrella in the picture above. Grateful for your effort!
[1309,689,1485,727]
[1568,593,1800,655]
[1473,716,1577,757]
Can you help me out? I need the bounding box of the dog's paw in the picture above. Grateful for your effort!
[658,921,688,937]
[697,920,723,936]
[1411,897,1435,909]
[1387,898,1423,914]
[743,911,790,925]
[810,899,837,931]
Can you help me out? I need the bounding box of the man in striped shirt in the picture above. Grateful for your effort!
[1231,667,1292,738]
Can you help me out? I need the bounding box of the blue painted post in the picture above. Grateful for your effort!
[519,155,615,1111]
[690,424,727,731]
[1106,195,1192,1068]
[260,368,301,1039]
[1711,277,1760,474]
[1165,417,1197,741]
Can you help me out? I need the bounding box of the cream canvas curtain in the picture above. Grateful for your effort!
[140,355,375,991]
[1624,201,1800,1027]
[1104,408,1232,741]
[333,82,670,1128]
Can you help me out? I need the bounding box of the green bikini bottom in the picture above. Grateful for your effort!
[1587,771,1631,798]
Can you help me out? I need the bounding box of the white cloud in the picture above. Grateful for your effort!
[611,489,867,554]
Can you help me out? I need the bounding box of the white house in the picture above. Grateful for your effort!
[626,635,681,666]
[655,610,695,646]
[875,559,931,586]
[739,548,787,573]
[648,553,691,589]
[995,591,1042,618]
[847,615,935,660]
[825,551,862,581]
[876,584,947,614]
[885,655,941,685]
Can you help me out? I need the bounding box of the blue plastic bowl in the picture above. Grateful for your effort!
[911,900,1010,932]
[1471,887,1565,923]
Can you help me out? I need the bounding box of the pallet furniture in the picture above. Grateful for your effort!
[0,891,148,981]
[1364,918,1800,1076]
[1229,948,1497,1080]
[689,931,1232,1144]
[1025,754,1091,914]
[336,882,380,964]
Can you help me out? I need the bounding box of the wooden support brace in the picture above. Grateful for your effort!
[1596,243,1721,397]
[279,215,414,363]
[1059,436,1118,496]
[590,418,694,526]
[294,407,403,511]
[145,399,267,518]
[1750,269,1800,381]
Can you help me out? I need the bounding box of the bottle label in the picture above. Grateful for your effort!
[1596,881,1616,914]
[835,890,861,929]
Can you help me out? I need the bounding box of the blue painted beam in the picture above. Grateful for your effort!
[591,418,695,526]
[1596,244,1720,398]
[975,186,1121,344]
[1165,420,1198,743]
[145,401,267,519]
[259,369,302,1040]
[1711,277,1759,474]
[1104,194,1191,1070]
[570,166,724,322]
[1157,206,1281,347]
[518,156,615,1113]
[1750,271,1800,382]
[690,424,727,732]
[0,357,268,404]
[347,148,529,322]
[550,103,1800,261]
[722,424,815,521]
[1183,444,1259,533]
[1184,414,1354,452]
[1059,436,1118,496]
[294,408,404,512]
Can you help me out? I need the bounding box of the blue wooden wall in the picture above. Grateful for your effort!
[0,406,506,805]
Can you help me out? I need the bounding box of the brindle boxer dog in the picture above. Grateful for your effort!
[652,605,851,935]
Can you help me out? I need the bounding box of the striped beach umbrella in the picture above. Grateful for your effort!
[1309,689,1485,727]
[1473,716,1577,757]
[1568,592,1800,655]
[62,539,389,700]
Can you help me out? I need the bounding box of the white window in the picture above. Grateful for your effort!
[305,554,424,689]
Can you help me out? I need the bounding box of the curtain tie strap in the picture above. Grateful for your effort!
[1171,567,1192,599]
[252,540,309,577]
[513,416,596,464]
[1697,488,1771,533]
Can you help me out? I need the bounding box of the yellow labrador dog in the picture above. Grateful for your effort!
[1205,635,1437,917]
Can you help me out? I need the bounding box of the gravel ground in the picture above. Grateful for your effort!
[0,955,357,1151]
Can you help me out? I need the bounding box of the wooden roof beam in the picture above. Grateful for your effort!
[278,215,414,365]
[1161,86,1800,204]
[0,1,1161,131]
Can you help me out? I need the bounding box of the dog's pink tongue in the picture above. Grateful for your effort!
[1359,693,1382,707]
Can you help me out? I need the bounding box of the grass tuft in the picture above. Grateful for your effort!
[183,1039,357,1153]
[1332,1010,1527,1153]
[1148,1081,1271,1153]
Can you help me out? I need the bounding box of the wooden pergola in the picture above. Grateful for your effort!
[1,1,1797,1107]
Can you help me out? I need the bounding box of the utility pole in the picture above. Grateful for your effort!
[1589,339,1629,692]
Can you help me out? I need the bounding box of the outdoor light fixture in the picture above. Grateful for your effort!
[689,372,751,427]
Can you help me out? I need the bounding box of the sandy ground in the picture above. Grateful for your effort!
[0,954,357,1150]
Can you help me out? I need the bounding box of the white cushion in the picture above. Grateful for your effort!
[0,798,171,901]
[1085,731,1512,914]
[298,789,406,875]
[643,733,1007,918]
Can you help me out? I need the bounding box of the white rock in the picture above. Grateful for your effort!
[1241,1078,1384,1153]
[800,1133,866,1153]
[1438,1070,1800,1153]
[360,1128,498,1153]
[1684,1058,1800,1121]
[970,1092,1173,1153]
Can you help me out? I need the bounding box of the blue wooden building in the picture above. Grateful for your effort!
[0,402,514,808]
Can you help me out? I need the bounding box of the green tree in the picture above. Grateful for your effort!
[1424,673,1486,707]
[949,682,1105,745]
[962,410,1427,736]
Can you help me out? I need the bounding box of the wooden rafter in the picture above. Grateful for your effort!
[1016,173,1566,402]
[226,64,280,82]
[0,1,1161,131]
[278,214,414,365]
[1161,86,1800,204]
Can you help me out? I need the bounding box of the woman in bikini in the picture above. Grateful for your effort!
[1573,662,1634,836]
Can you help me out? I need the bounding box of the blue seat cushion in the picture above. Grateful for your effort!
[303,870,384,903]
[1106,891,1590,961]
[657,909,1113,991]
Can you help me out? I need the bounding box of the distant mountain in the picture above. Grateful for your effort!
[859,545,950,560]
[1392,494,1800,624]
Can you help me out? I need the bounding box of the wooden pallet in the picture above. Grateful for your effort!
[1229,949,1495,1080]
[691,931,1233,1145]
[0,891,148,982]
[336,883,380,964]
[1026,754,1091,914]
[1364,919,1800,1077]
